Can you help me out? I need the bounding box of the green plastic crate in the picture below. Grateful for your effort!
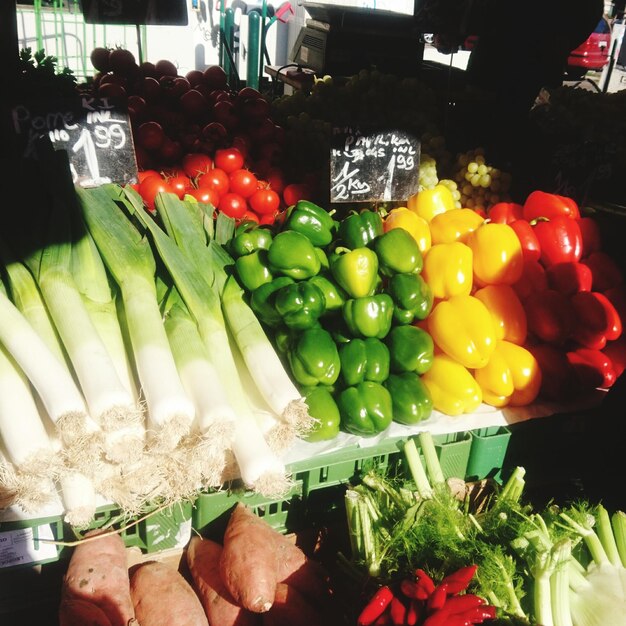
[0,500,193,571]
[433,431,473,480]
[466,426,512,483]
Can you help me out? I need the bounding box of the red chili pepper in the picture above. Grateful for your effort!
[440,564,479,594]
[567,347,617,390]
[426,583,448,613]
[581,251,624,292]
[458,604,497,623]
[546,262,593,296]
[443,594,486,614]
[510,219,541,262]
[487,201,524,224]
[523,190,580,221]
[401,569,436,600]
[358,586,395,626]
[406,599,423,626]
[389,596,407,626]
[524,289,576,345]
[533,216,583,267]
[571,291,623,350]
[513,259,548,302]
[578,216,602,257]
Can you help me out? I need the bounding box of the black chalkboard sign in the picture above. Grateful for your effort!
[11,96,138,188]
[80,0,188,26]
[329,127,421,203]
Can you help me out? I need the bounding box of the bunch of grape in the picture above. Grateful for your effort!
[438,178,463,209]
[450,148,512,212]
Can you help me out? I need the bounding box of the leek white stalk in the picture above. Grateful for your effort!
[59,469,97,527]
[21,194,138,436]
[76,186,195,451]
[121,188,290,496]
[0,344,55,471]
[0,283,89,440]
[221,274,314,433]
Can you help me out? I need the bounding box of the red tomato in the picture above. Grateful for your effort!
[186,187,220,207]
[182,153,213,179]
[214,147,244,174]
[259,212,278,226]
[239,210,260,224]
[137,169,161,183]
[198,167,229,196]
[90,47,111,72]
[265,167,286,194]
[249,188,280,215]
[218,192,248,219]
[139,176,172,211]
[229,169,258,198]
[135,121,165,151]
[108,48,137,77]
[283,183,311,207]
[168,174,192,198]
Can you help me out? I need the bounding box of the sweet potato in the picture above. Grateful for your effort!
[59,530,136,626]
[130,560,208,626]
[58,597,114,626]
[273,534,330,603]
[187,536,260,626]
[220,503,280,613]
[261,582,325,626]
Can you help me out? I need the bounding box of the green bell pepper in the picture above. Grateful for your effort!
[337,381,393,437]
[330,246,379,299]
[268,230,321,280]
[385,325,434,374]
[384,372,433,425]
[343,294,394,339]
[315,247,330,272]
[308,274,347,314]
[373,228,424,276]
[302,386,341,442]
[274,280,325,330]
[234,249,274,292]
[249,276,294,326]
[339,338,390,387]
[387,273,434,325]
[229,225,273,258]
[288,327,340,387]
[283,200,338,247]
[338,209,384,249]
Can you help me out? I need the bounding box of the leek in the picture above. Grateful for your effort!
[0,281,89,442]
[22,192,137,441]
[76,186,195,451]
[119,187,289,496]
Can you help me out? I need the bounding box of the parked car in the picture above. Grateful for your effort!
[566,16,612,78]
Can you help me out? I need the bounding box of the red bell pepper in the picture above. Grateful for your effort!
[581,251,624,292]
[602,335,626,379]
[533,216,583,267]
[546,261,593,295]
[571,291,622,350]
[523,190,580,221]
[578,216,602,257]
[513,259,548,302]
[487,201,524,224]
[604,284,626,324]
[566,347,617,390]
[510,219,541,262]
[527,343,577,401]
[524,289,575,345]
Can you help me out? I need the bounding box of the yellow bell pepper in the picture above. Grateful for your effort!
[407,183,455,223]
[474,284,528,345]
[422,242,473,300]
[422,354,482,416]
[428,294,497,369]
[465,222,524,286]
[383,206,431,255]
[473,340,542,408]
[429,208,485,245]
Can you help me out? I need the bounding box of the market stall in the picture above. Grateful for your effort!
[2,2,626,625]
